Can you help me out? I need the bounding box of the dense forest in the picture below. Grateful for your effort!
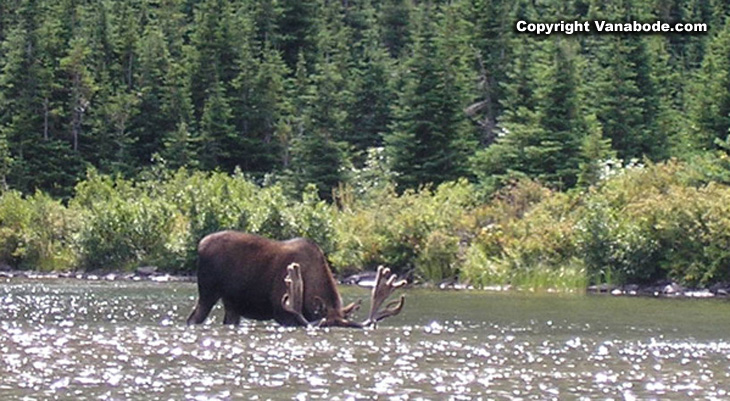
[2,0,730,288]
[1,0,728,198]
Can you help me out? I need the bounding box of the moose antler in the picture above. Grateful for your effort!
[282,263,406,328]
[363,266,407,327]
[281,263,320,326]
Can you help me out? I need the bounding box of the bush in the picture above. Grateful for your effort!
[415,230,460,282]
[575,161,730,286]
[2,157,729,292]
[0,191,78,271]
[71,169,337,273]
[73,190,184,272]
[331,179,476,277]
[631,183,730,286]
[461,181,586,290]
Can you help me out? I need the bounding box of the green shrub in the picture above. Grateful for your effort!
[2,157,729,292]
[575,199,661,285]
[0,191,78,271]
[461,182,585,290]
[74,192,184,271]
[0,191,29,267]
[631,184,730,286]
[415,230,460,282]
[331,179,476,276]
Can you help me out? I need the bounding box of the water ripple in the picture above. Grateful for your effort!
[1,280,730,400]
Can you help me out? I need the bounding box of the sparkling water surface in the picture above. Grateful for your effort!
[1,278,730,400]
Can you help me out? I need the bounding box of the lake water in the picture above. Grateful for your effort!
[1,278,730,400]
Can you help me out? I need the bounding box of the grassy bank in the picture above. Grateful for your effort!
[1,155,730,291]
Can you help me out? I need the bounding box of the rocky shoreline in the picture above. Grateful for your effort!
[586,281,730,299]
[3,267,730,299]
[0,266,195,283]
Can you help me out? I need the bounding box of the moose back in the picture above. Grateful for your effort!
[187,231,406,328]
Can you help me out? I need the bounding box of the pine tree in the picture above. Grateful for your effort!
[346,1,395,166]
[188,0,238,121]
[198,80,235,171]
[230,13,289,176]
[0,1,83,196]
[577,115,615,187]
[285,5,352,200]
[0,130,11,190]
[76,1,133,173]
[583,0,665,161]
[162,121,197,170]
[131,21,177,167]
[471,36,587,190]
[688,16,730,150]
[276,0,318,70]
[379,0,411,58]
[463,0,512,146]
[385,4,475,191]
[532,39,585,187]
[596,35,662,160]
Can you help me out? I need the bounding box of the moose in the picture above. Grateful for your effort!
[187,231,406,328]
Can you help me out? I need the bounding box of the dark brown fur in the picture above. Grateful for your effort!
[187,231,349,326]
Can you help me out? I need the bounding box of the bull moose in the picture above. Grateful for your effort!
[187,231,406,328]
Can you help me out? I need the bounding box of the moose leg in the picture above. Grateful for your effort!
[186,293,219,325]
[222,300,241,325]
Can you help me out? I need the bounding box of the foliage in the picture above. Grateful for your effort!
[332,179,476,279]
[0,191,78,271]
[0,0,726,200]
[2,0,730,290]
[0,157,729,292]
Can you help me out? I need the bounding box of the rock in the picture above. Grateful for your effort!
[588,284,615,293]
[709,282,730,297]
[662,282,683,295]
[136,266,158,277]
[685,289,714,298]
[622,284,640,292]
[341,271,378,286]
[150,274,171,282]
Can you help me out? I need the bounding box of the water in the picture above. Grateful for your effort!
[1,278,730,400]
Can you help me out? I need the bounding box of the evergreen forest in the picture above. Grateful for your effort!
[2,0,730,289]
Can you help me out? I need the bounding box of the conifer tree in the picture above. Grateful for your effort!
[162,121,197,170]
[346,1,395,166]
[276,0,318,69]
[198,80,235,171]
[472,37,587,189]
[463,0,512,145]
[230,17,289,176]
[132,21,177,167]
[688,16,730,149]
[596,35,662,160]
[189,0,238,121]
[379,0,411,58]
[1,2,85,196]
[386,4,475,191]
[286,5,352,200]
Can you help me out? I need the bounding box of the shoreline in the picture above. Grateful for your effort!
[2,268,729,300]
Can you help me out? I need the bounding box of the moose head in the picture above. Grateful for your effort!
[281,263,406,328]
